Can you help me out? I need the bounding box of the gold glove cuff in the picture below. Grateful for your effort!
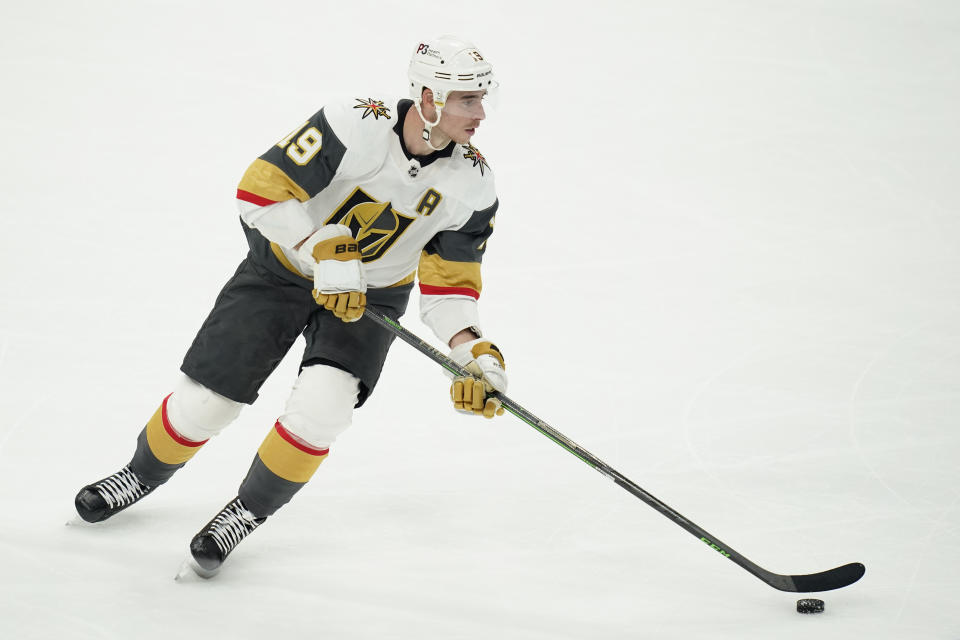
[311,237,360,262]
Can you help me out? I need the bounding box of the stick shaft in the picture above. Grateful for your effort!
[366,310,863,592]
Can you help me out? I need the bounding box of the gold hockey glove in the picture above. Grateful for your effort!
[449,339,507,419]
[297,225,367,322]
[313,290,367,322]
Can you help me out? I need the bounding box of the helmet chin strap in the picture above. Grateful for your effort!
[413,100,449,152]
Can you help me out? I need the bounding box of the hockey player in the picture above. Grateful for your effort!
[74,35,508,578]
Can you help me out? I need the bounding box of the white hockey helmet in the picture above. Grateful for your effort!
[408,35,497,116]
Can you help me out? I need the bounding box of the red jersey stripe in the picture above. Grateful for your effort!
[419,284,480,299]
[237,189,278,206]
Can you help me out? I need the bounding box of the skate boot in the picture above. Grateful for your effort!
[187,497,265,578]
[74,465,156,523]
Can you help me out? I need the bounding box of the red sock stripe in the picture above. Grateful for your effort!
[161,394,208,447]
[419,284,480,299]
[274,421,329,456]
[237,189,278,206]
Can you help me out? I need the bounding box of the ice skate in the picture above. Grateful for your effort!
[74,465,156,523]
[182,497,265,579]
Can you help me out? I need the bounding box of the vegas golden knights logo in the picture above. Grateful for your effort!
[324,188,416,262]
[462,144,490,175]
[353,98,392,120]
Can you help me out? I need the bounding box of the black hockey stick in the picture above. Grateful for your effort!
[367,309,865,593]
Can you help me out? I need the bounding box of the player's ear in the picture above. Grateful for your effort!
[421,88,434,107]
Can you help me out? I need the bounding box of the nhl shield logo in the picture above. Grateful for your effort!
[325,188,416,262]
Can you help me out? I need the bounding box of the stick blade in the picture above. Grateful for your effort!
[783,562,865,593]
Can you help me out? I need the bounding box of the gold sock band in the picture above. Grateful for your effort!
[145,394,208,465]
[257,422,329,483]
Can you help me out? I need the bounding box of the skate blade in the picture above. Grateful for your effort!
[174,555,220,581]
[65,515,96,527]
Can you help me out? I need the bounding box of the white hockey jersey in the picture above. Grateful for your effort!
[235,96,498,343]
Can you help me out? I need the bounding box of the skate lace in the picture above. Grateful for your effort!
[208,499,263,557]
[95,465,150,509]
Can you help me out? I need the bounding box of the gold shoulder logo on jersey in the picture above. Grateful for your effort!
[324,187,415,262]
[353,98,392,120]
[461,144,490,175]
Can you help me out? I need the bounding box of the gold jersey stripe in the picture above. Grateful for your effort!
[145,397,207,465]
[238,158,310,204]
[270,243,311,280]
[257,423,329,483]
[417,251,482,293]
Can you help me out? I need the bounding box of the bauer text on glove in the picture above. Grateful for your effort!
[297,225,367,322]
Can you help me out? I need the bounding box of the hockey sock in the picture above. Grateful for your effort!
[129,394,209,486]
[237,421,329,517]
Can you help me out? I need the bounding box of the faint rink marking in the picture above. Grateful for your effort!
[853,317,960,624]
[892,332,960,406]
[846,318,943,509]
[894,485,960,624]
[680,344,768,513]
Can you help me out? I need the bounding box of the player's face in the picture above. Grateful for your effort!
[437,90,486,144]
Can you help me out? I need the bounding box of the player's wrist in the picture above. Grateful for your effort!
[448,327,480,348]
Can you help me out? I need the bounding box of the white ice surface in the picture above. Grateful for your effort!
[2,1,959,638]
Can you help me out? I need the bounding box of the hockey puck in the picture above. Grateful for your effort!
[796,598,825,614]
